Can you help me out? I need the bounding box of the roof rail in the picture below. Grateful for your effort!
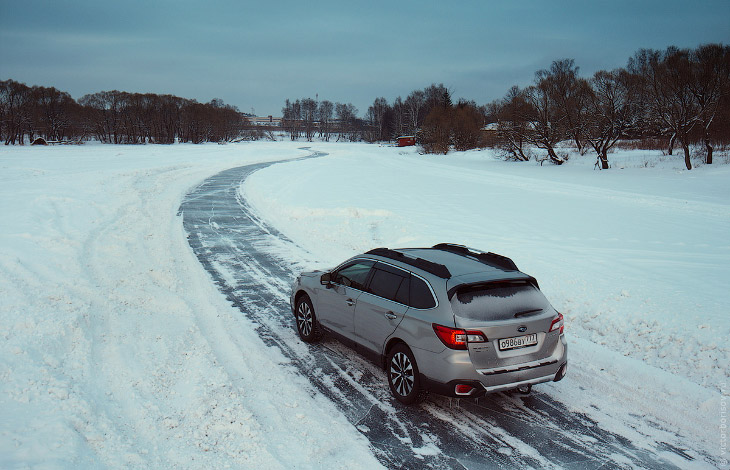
[431,243,519,272]
[366,248,452,279]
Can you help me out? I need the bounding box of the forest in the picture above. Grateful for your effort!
[2,44,728,170]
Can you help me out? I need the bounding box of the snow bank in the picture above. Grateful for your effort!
[0,143,383,469]
[243,142,730,460]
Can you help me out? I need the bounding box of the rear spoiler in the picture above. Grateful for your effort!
[447,276,539,300]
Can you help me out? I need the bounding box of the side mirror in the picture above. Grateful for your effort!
[320,272,332,287]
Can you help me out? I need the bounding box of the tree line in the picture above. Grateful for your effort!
[324,43,728,170]
[3,43,728,170]
[487,44,730,169]
[280,84,485,153]
[281,98,361,142]
[0,80,257,145]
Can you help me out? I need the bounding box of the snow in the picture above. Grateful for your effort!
[1,140,727,467]
[0,142,383,469]
[243,142,730,463]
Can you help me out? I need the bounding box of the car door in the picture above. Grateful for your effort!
[354,262,409,354]
[316,259,374,340]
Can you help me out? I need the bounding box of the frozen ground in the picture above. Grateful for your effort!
[243,143,729,466]
[0,143,383,469]
[1,141,727,468]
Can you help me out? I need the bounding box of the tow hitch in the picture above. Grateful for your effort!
[516,384,532,395]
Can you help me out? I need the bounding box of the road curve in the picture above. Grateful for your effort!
[178,148,698,469]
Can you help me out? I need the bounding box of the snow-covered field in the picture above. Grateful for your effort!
[0,143,383,469]
[1,141,728,468]
[243,143,730,465]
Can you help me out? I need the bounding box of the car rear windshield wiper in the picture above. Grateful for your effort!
[513,308,543,318]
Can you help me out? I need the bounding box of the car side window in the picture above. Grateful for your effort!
[395,275,410,305]
[410,276,436,309]
[367,264,409,303]
[332,260,374,290]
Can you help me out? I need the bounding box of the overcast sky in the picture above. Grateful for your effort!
[2,0,729,116]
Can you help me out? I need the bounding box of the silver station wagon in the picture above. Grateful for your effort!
[290,244,568,404]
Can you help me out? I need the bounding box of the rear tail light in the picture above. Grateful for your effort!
[432,324,487,350]
[466,332,487,343]
[433,324,467,350]
[549,313,564,334]
[455,384,474,395]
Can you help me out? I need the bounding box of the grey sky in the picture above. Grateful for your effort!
[1,0,728,116]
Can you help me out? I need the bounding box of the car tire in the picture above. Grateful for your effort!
[295,294,322,342]
[387,343,425,405]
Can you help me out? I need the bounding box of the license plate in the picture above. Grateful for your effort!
[499,333,538,351]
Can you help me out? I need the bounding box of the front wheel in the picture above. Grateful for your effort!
[387,344,424,405]
[295,294,322,342]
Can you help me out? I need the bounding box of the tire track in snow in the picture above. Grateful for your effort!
[179,148,698,469]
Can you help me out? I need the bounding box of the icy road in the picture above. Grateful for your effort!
[179,148,713,469]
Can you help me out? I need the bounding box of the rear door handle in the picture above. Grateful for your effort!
[384,311,397,320]
[346,298,355,306]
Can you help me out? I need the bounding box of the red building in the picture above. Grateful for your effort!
[397,135,416,147]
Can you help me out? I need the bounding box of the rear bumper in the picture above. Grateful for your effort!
[422,363,566,397]
[417,335,568,397]
[421,377,489,398]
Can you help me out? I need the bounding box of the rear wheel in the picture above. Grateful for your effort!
[295,294,322,342]
[387,344,424,405]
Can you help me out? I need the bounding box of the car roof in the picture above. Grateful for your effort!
[398,247,516,278]
[363,245,525,280]
[358,245,538,299]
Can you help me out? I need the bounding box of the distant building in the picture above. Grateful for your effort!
[481,122,500,146]
[397,135,416,147]
[248,115,282,126]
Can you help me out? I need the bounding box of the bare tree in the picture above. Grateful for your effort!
[318,100,334,141]
[535,59,588,152]
[585,69,638,169]
[628,48,700,168]
[281,99,302,140]
[79,91,124,143]
[32,86,77,141]
[157,94,183,144]
[495,86,533,161]
[689,43,730,164]
[300,98,317,141]
[420,105,451,154]
[335,102,359,142]
[404,90,425,134]
[524,78,566,164]
[0,79,33,144]
[424,83,452,110]
[391,96,407,137]
[366,96,390,142]
[653,48,699,170]
[451,100,484,151]
[627,49,664,144]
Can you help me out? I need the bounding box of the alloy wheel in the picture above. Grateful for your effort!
[390,352,414,397]
[297,301,313,337]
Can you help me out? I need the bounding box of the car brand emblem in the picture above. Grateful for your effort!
[517,325,528,332]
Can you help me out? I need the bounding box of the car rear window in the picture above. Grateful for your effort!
[450,281,552,321]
